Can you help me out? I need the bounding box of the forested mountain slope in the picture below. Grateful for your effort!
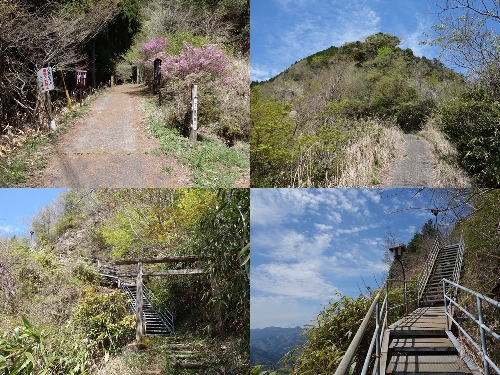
[250,327,304,368]
[251,32,499,187]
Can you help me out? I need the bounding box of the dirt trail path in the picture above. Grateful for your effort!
[30,84,190,187]
[380,134,436,187]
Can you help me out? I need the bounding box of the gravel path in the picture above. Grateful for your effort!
[383,134,436,187]
[29,84,190,187]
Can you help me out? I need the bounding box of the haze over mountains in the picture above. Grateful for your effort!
[250,326,306,368]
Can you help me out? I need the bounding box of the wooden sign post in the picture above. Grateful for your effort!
[37,67,56,130]
[135,262,144,342]
[189,84,198,142]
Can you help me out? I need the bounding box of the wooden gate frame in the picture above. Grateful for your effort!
[114,256,203,341]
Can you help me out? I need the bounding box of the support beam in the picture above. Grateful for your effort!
[135,262,143,342]
[115,255,199,265]
[117,269,204,278]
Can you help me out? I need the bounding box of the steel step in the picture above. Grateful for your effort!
[386,354,471,374]
[389,337,456,353]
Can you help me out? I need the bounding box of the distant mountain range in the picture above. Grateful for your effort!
[250,326,306,368]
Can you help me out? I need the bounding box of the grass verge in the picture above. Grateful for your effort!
[0,92,104,186]
[335,120,404,187]
[143,99,249,188]
[417,119,471,187]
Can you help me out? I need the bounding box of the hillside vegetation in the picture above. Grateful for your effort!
[251,32,500,187]
[0,188,249,374]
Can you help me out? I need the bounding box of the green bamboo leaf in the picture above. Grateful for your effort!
[25,351,35,366]
[21,315,31,329]
[10,357,32,375]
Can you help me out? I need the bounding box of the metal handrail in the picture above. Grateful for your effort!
[417,235,441,303]
[119,281,174,333]
[442,278,500,375]
[450,236,465,292]
[334,280,387,375]
[143,285,174,333]
[334,279,419,375]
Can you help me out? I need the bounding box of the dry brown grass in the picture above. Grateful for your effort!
[288,119,405,187]
[417,119,471,187]
[220,55,250,140]
[334,122,404,187]
[96,355,134,375]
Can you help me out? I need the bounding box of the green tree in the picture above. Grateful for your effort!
[196,189,249,334]
[437,88,500,186]
[90,0,143,84]
[250,87,295,187]
[425,0,500,98]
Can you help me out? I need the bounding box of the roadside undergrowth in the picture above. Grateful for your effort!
[290,119,404,187]
[97,333,249,375]
[0,91,105,186]
[335,121,404,187]
[417,119,471,187]
[143,99,249,188]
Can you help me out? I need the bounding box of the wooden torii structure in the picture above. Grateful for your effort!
[114,255,204,341]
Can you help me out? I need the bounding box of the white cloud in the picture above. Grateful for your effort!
[252,0,381,81]
[250,63,281,82]
[314,223,333,231]
[250,189,302,227]
[250,294,328,328]
[362,189,382,203]
[327,212,342,223]
[253,229,333,261]
[0,225,20,234]
[334,223,379,236]
[405,225,417,234]
[400,13,437,58]
[252,261,338,300]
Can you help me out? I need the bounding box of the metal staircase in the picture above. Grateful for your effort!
[119,282,174,335]
[382,237,469,374]
[333,235,500,375]
[80,257,175,336]
[418,237,464,306]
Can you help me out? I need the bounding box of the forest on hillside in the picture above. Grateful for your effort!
[0,188,249,374]
[251,0,500,188]
[252,188,500,375]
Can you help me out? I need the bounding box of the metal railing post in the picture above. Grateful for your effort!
[385,281,389,323]
[477,296,490,375]
[375,296,381,375]
[404,280,408,315]
[443,279,449,331]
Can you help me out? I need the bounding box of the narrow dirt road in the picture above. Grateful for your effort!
[29,84,190,187]
[380,134,436,187]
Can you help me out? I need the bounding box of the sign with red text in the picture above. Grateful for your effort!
[37,67,54,92]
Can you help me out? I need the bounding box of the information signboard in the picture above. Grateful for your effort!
[75,70,87,88]
[37,67,54,92]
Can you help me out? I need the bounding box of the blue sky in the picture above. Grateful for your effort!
[0,189,66,238]
[250,188,463,329]
[251,0,444,81]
